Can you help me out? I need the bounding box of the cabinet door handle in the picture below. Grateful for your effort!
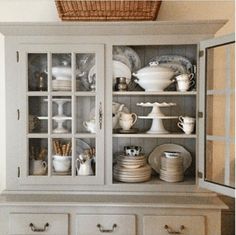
[99,102,103,130]
[29,222,49,232]
[97,223,117,233]
[164,225,185,234]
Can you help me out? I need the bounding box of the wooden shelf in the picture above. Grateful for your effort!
[113,91,197,96]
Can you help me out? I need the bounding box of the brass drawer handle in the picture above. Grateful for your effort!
[164,225,185,234]
[29,222,49,232]
[97,223,117,233]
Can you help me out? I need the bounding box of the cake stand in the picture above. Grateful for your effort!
[137,102,178,134]
[45,98,71,133]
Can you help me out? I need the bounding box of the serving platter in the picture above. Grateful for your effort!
[148,144,192,174]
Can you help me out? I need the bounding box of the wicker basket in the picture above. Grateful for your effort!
[55,0,162,21]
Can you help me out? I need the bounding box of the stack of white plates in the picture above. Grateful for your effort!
[113,155,151,183]
[159,155,184,182]
[52,79,71,91]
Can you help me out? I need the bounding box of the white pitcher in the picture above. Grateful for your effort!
[119,112,137,131]
[76,155,94,176]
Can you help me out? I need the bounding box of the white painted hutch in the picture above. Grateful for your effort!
[0,20,234,235]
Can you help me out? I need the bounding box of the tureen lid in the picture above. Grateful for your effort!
[133,61,174,76]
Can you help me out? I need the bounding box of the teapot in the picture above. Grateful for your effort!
[83,119,96,133]
[76,154,94,176]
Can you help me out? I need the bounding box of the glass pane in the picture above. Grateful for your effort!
[28,96,48,133]
[230,143,235,188]
[206,95,226,136]
[52,138,72,176]
[28,53,48,91]
[29,138,48,176]
[206,45,227,90]
[76,53,96,91]
[206,140,226,185]
[52,53,72,92]
[52,96,72,134]
[76,97,95,133]
[75,138,96,176]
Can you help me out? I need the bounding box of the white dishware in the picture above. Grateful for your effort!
[148,144,192,173]
[176,79,195,92]
[124,146,143,156]
[179,116,195,123]
[177,121,195,135]
[137,102,177,134]
[153,55,193,73]
[76,154,94,176]
[113,46,141,72]
[119,112,137,131]
[132,61,175,91]
[113,60,132,84]
[163,151,181,158]
[52,64,83,80]
[29,159,47,175]
[52,155,71,172]
[176,73,194,81]
[83,119,96,133]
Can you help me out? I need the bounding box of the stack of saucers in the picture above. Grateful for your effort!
[113,155,151,183]
[52,79,71,91]
[160,151,184,182]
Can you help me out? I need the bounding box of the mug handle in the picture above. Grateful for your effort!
[131,113,138,126]
[83,121,88,129]
[42,161,47,170]
[189,73,194,80]
[189,80,195,88]
[177,122,184,130]
[179,116,184,122]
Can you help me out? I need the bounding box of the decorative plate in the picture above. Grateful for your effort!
[148,144,192,173]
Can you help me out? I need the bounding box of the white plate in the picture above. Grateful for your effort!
[113,46,141,72]
[113,60,132,84]
[148,144,192,173]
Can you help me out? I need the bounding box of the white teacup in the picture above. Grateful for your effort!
[177,79,195,92]
[119,113,137,131]
[52,155,71,172]
[178,122,195,135]
[176,73,194,81]
[179,116,195,123]
[83,119,96,133]
[29,159,47,175]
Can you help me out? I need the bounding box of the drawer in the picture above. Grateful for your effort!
[77,214,136,235]
[143,215,205,235]
[9,213,68,235]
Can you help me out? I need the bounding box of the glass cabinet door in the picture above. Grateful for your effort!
[19,44,104,186]
[199,34,235,197]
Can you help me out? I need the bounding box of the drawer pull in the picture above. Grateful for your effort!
[29,222,49,232]
[164,225,185,234]
[97,223,117,233]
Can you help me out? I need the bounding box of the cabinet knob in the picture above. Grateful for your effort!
[29,222,49,232]
[97,223,117,233]
[164,224,185,234]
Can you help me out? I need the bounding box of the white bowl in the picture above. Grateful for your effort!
[135,79,174,91]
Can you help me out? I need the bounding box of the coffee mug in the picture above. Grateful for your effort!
[177,122,194,135]
[124,146,142,156]
[176,73,194,81]
[29,159,47,175]
[119,113,137,131]
[177,80,195,92]
[179,116,195,123]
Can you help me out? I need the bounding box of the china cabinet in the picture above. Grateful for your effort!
[0,20,234,235]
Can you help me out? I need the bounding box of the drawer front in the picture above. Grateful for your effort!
[143,215,205,235]
[77,214,136,235]
[9,213,68,235]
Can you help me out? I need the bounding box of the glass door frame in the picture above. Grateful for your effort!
[199,33,235,197]
[18,43,105,186]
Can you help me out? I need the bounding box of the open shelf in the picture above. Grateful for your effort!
[112,133,197,138]
[113,91,197,96]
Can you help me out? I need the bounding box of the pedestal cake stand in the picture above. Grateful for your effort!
[137,102,178,134]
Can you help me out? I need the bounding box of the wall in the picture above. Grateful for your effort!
[0,0,234,36]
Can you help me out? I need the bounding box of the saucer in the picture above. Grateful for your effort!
[118,128,138,134]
